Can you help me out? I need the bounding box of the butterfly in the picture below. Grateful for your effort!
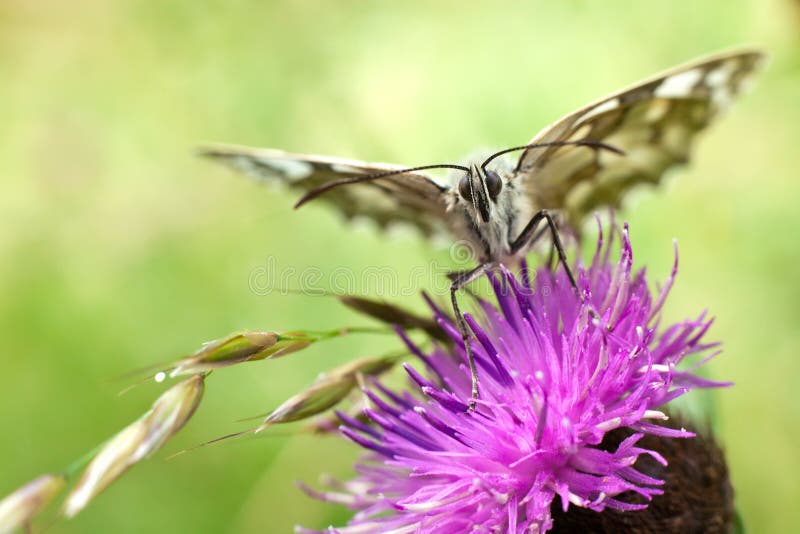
[200,49,765,408]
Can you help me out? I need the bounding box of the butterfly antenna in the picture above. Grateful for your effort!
[482,140,625,169]
[294,164,469,209]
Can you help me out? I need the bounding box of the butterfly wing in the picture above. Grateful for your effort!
[513,49,766,226]
[199,144,452,237]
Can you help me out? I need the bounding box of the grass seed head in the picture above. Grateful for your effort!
[0,474,66,534]
[257,355,399,431]
[170,331,280,376]
[63,422,148,518]
[168,331,326,377]
[134,374,205,461]
[63,374,205,518]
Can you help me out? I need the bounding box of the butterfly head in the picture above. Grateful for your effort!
[458,163,503,223]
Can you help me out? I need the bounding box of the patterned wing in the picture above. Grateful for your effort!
[199,144,452,237]
[514,49,766,226]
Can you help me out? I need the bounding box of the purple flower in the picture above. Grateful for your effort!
[301,224,727,533]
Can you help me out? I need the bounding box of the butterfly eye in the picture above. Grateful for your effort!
[485,170,503,200]
[458,174,473,202]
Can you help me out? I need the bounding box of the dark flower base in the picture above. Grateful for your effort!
[550,415,734,533]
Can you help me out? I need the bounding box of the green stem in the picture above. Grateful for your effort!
[278,326,393,342]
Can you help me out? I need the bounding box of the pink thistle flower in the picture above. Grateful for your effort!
[301,223,727,533]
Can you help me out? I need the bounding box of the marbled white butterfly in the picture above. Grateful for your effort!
[201,49,765,408]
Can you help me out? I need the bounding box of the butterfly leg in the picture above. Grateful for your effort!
[510,209,579,294]
[450,262,495,411]
[447,270,481,300]
[528,225,558,271]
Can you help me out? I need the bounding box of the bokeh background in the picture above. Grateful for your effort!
[2,1,798,532]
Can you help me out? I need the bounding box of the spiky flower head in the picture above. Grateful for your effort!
[302,224,727,533]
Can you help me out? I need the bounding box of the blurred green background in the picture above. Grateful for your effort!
[1,1,798,532]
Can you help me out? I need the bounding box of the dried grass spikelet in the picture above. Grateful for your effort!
[167,331,295,377]
[165,328,381,378]
[0,474,65,534]
[63,374,205,517]
[255,354,398,432]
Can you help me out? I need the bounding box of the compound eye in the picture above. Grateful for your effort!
[485,169,503,200]
[458,174,473,202]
